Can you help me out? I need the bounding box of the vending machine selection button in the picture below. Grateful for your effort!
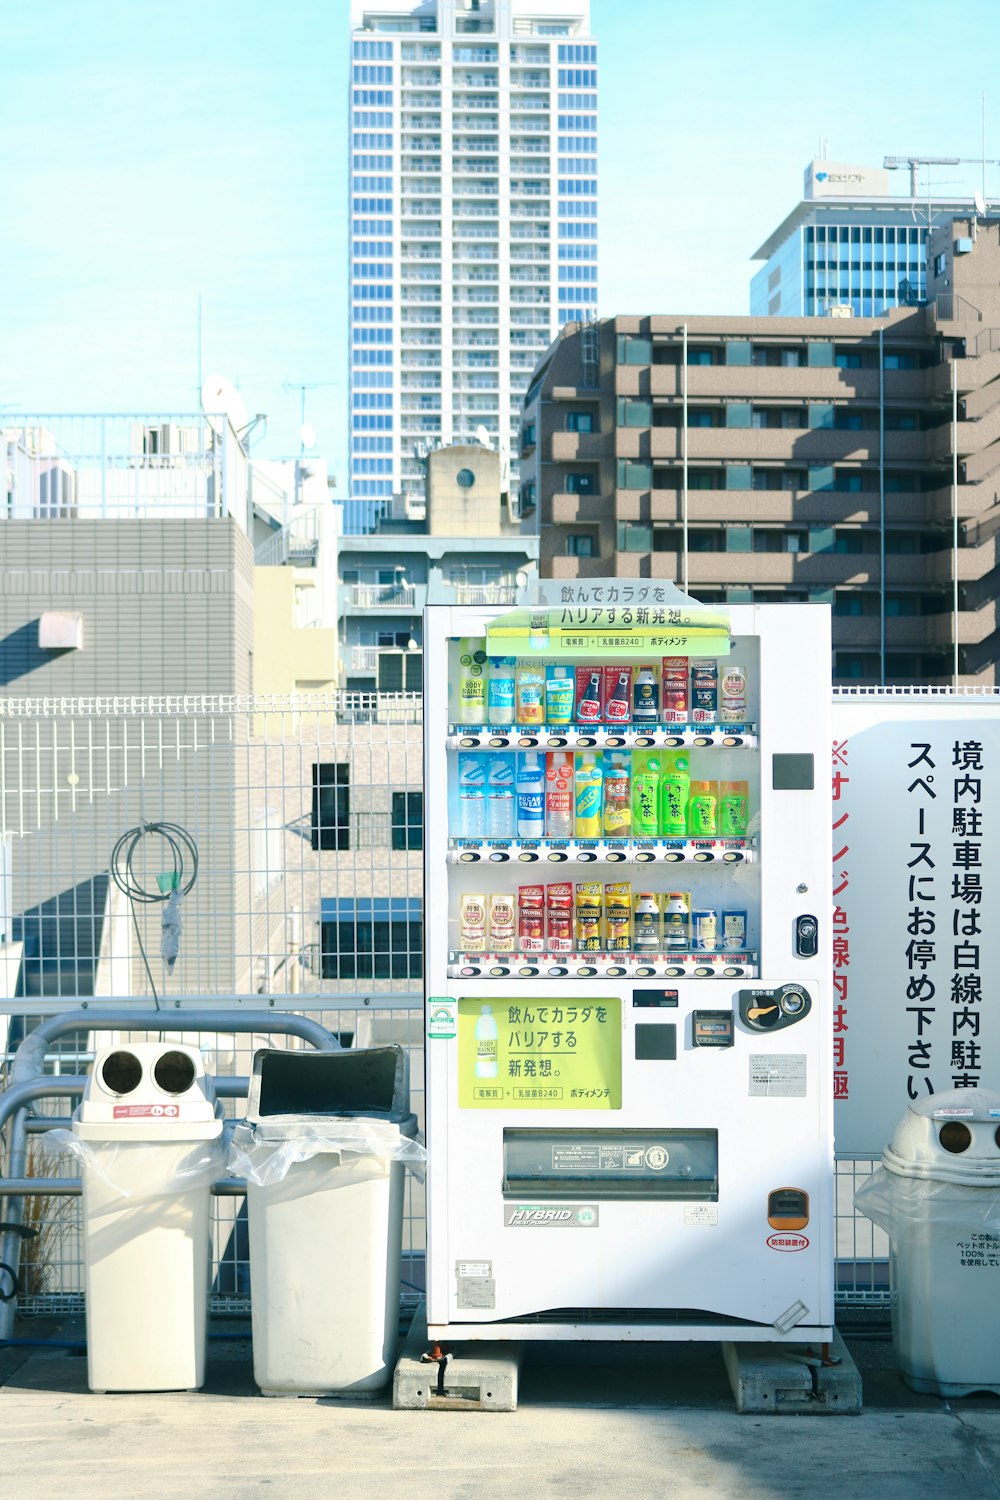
[546,737,567,748]
[488,737,510,749]
[607,965,627,978]
[460,851,480,862]
[518,966,538,978]
[635,736,655,748]
[489,851,509,862]
[606,736,625,749]
[489,966,510,978]
[547,851,568,862]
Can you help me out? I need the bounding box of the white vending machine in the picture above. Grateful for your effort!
[423,600,832,1343]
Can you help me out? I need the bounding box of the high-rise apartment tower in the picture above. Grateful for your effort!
[347,0,597,534]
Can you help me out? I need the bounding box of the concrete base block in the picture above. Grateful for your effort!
[393,1302,521,1412]
[722,1329,862,1414]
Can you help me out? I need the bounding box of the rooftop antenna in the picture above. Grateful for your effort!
[884,154,1000,197]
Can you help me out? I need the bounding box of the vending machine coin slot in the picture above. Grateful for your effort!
[739,985,812,1032]
[767,1188,810,1231]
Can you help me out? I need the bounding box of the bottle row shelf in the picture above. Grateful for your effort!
[446,724,758,752]
[447,951,759,980]
[447,837,758,865]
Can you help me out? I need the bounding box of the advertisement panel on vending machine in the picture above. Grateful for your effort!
[424,591,833,1343]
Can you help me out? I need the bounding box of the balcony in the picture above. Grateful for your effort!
[349,583,416,609]
[550,431,604,462]
[640,365,933,401]
[450,583,519,605]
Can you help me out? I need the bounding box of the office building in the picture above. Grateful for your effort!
[347,0,597,532]
[524,216,1000,686]
[751,158,985,319]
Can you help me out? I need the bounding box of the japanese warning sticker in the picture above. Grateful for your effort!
[749,1054,807,1098]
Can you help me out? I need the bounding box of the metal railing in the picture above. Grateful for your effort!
[0,999,425,1324]
[2,413,268,536]
[349,584,417,608]
[450,583,518,605]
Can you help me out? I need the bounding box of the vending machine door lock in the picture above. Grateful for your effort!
[795,914,819,958]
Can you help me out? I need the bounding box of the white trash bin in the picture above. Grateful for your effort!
[63,1043,224,1393]
[855,1086,1000,1397]
[231,1046,425,1396]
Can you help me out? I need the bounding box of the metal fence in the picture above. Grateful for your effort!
[0,691,891,1314]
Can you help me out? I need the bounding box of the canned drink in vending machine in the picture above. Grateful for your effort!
[720,909,747,951]
[690,908,718,950]
[518,885,546,953]
[663,892,691,950]
[720,664,748,723]
[690,660,719,725]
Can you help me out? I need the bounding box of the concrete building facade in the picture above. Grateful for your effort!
[525,218,1000,685]
[347,0,597,531]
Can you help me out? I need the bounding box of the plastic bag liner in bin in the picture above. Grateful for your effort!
[228,1045,427,1185]
[854,1085,1000,1398]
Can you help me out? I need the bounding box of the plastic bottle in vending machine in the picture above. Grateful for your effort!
[574,753,604,838]
[516,663,545,726]
[603,754,632,838]
[545,666,575,725]
[687,780,719,838]
[545,751,574,839]
[575,671,602,722]
[487,657,516,725]
[658,751,690,837]
[456,639,487,724]
[516,750,545,839]
[719,780,749,836]
[458,753,486,838]
[486,755,515,838]
[632,756,660,838]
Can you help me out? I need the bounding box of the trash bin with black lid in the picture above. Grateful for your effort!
[855,1086,1000,1396]
[230,1045,426,1396]
[58,1042,225,1392]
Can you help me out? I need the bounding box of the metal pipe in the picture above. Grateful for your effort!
[879,324,886,685]
[681,323,689,592]
[8,1006,339,1090]
[0,1178,248,1197]
[953,358,960,686]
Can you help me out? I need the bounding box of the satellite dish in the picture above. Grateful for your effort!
[300,422,317,449]
[475,424,492,448]
[201,375,248,437]
[974,189,987,217]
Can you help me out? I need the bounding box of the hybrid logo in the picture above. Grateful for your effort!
[504,1204,599,1228]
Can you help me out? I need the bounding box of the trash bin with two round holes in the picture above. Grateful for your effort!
[230,1046,425,1397]
[855,1086,1000,1396]
[61,1043,225,1393]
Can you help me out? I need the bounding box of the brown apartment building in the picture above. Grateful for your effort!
[522,216,1000,684]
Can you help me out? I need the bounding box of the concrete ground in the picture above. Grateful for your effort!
[3,1316,1000,1500]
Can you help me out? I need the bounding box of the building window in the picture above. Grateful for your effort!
[566,533,595,556]
[566,411,594,432]
[565,470,598,494]
[391,791,423,852]
[616,521,652,552]
[311,763,350,851]
[320,898,423,981]
[456,468,476,488]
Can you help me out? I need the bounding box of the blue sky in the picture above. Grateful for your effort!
[3,0,999,486]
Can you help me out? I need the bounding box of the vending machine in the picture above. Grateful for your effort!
[423,599,832,1343]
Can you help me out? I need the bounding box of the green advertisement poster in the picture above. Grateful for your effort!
[458,998,622,1110]
[486,607,731,661]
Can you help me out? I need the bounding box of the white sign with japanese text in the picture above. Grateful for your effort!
[831,697,1000,1153]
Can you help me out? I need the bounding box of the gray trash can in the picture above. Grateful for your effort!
[855,1086,1000,1396]
[231,1045,425,1397]
[68,1043,224,1393]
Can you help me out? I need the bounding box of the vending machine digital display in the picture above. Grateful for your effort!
[423,601,832,1342]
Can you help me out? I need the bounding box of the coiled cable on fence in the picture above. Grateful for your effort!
[110,822,199,1010]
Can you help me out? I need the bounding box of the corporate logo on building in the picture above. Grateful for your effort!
[805,161,890,200]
